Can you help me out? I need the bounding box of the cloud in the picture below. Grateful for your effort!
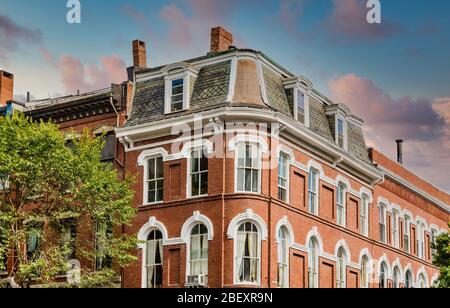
[323,0,401,42]
[0,14,42,61]
[58,55,127,94]
[328,74,450,192]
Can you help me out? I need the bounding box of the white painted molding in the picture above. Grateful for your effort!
[334,239,351,264]
[227,209,268,240]
[137,217,169,248]
[180,211,214,242]
[227,134,269,154]
[275,216,295,246]
[137,147,169,166]
[305,227,324,254]
[377,254,392,278]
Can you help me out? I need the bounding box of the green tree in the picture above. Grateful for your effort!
[0,113,137,288]
[431,223,450,288]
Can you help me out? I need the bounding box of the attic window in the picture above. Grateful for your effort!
[283,77,310,127]
[296,90,305,124]
[170,79,184,112]
[337,118,345,148]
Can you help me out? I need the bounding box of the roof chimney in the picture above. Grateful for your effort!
[27,91,31,102]
[396,139,404,164]
[0,70,14,106]
[210,27,233,53]
[132,40,147,68]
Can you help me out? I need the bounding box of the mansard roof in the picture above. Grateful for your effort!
[126,48,371,164]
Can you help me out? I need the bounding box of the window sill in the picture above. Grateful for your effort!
[188,194,209,200]
[142,201,164,207]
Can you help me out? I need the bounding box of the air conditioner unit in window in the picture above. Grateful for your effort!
[186,274,208,288]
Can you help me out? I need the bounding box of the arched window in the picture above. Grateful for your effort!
[393,266,400,288]
[379,262,388,288]
[360,255,370,288]
[336,247,347,288]
[418,273,427,288]
[405,270,413,288]
[236,222,260,284]
[146,230,163,288]
[308,238,319,288]
[189,224,208,277]
[277,227,289,288]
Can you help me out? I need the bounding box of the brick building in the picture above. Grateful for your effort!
[1,27,449,288]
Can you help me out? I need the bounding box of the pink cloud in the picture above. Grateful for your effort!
[328,74,450,192]
[0,14,42,61]
[324,0,401,41]
[58,55,127,94]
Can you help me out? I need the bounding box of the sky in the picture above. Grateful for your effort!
[0,0,449,192]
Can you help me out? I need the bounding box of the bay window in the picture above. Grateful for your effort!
[236,143,261,193]
[236,222,260,284]
[189,224,208,277]
[146,230,163,288]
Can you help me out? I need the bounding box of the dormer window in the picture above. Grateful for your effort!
[296,90,305,124]
[170,78,184,112]
[162,62,199,114]
[337,117,345,149]
[283,76,312,127]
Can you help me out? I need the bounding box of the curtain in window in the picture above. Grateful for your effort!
[201,233,208,274]
[236,231,246,281]
[248,231,258,282]
[146,239,156,288]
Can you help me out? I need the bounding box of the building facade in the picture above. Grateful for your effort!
[1,27,449,288]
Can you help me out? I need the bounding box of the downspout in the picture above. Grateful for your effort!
[221,126,226,288]
[267,130,272,288]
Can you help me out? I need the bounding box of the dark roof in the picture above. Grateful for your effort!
[127,48,371,163]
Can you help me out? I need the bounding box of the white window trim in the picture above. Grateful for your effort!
[138,148,169,206]
[336,182,347,227]
[277,151,291,204]
[227,209,267,286]
[378,203,387,244]
[308,238,319,288]
[308,168,320,215]
[360,195,370,237]
[392,209,400,249]
[277,227,290,288]
[283,77,311,127]
[294,88,310,127]
[163,65,198,114]
[187,147,209,199]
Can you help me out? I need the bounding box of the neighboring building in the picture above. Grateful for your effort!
[0,27,448,288]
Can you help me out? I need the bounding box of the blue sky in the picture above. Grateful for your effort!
[1,0,449,191]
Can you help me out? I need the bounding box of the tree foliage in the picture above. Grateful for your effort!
[0,113,136,288]
[431,223,450,288]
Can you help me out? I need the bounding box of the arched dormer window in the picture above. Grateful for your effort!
[283,76,311,127]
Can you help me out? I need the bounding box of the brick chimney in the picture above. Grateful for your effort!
[210,27,233,53]
[132,40,147,68]
[0,70,14,106]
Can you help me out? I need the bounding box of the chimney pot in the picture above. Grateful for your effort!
[396,139,404,164]
[0,70,14,106]
[211,27,233,53]
[27,91,30,102]
[133,40,147,68]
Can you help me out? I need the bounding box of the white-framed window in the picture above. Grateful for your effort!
[145,230,163,288]
[188,224,208,277]
[277,153,289,203]
[392,266,400,288]
[296,89,306,124]
[336,117,346,149]
[392,210,399,248]
[163,65,198,114]
[360,195,369,236]
[431,229,437,260]
[360,255,370,288]
[379,262,388,288]
[235,222,260,284]
[308,168,319,215]
[277,227,289,288]
[336,183,347,227]
[417,223,425,259]
[308,238,319,288]
[189,148,208,197]
[336,247,346,288]
[236,143,261,193]
[379,203,387,244]
[405,270,413,288]
[404,215,411,253]
[145,156,164,204]
[418,273,427,288]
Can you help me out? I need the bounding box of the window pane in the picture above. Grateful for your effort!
[200,173,208,195]
[149,158,155,180]
[252,170,258,192]
[101,134,115,161]
[191,173,200,196]
[200,155,208,172]
[156,157,164,178]
[237,168,244,191]
[172,79,183,87]
[245,169,252,191]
